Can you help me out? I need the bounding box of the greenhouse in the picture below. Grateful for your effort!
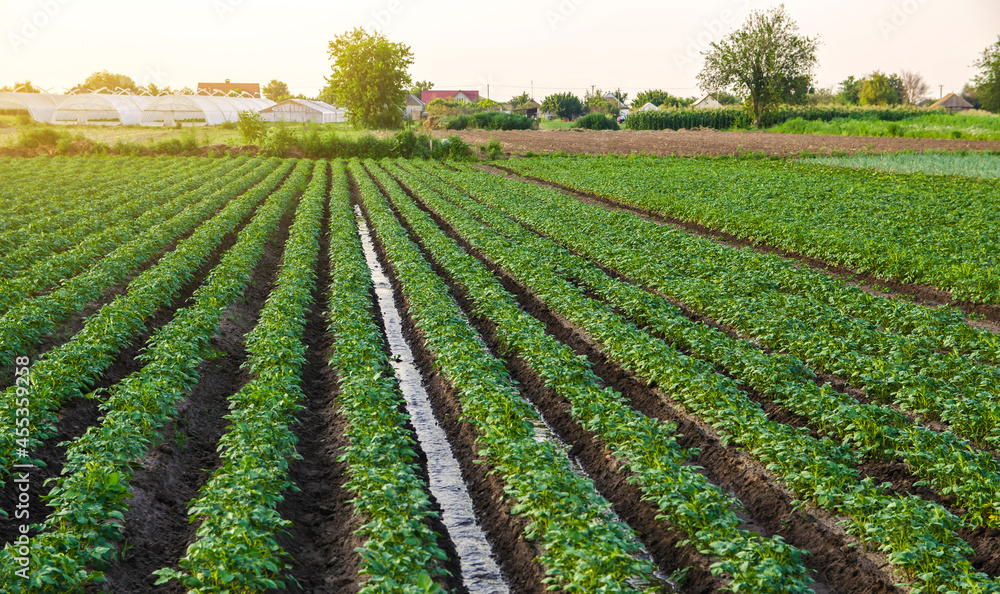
[259,99,347,123]
[140,95,274,126]
[52,94,153,126]
[0,92,66,123]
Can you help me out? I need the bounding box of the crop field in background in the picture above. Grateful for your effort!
[1,155,999,593]
[812,151,1000,179]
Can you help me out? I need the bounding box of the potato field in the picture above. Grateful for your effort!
[1,155,999,594]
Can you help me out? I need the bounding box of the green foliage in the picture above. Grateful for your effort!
[409,80,434,95]
[324,28,414,129]
[236,110,268,145]
[624,103,936,131]
[508,92,532,108]
[73,70,138,94]
[262,79,291,103]
[14,127,75,148]
[574,113,619,130]
[859,71,901,106]
[814,151,1000,179]
[430,111,533,131]
[541,92,584,120]
[260,124,297,157]
[698,4,820,127]
[482,137,503,160]
[0,80,42,93]
[770,111,1000,140]
[972,35,1000,113]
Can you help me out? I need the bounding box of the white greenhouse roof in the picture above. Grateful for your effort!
[52,94,149,125]
[260,99,339,114]
[140,95,275,126]
[0,92,66,123]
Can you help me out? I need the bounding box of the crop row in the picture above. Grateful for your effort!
[487,160,1000,445]
[622,104,936,131]
[155,162,327,592]
[412,162,998,592]
[507,155,1000,304]
[0,158,295,483]
[408,162,1000,529]
[0,157,274,370]
[326,163,452,592]
[0,159,230,315]
[0,160,311,590]
[351,160,653,592]
[377,161,815,591]
[0,157,210,279]
[0,157,179,253]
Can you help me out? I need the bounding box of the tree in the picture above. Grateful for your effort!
[324,28,414,128]
[698,4,819,127]
[263,79,291,103]
[859,71,900,105]
[509,92,532,108]
[0,80,41,93]
[584,88,618,116]
[838,75,863,105]
[541,92,584,120]
[972,36,1000,113]
[237,110,268,145]
[409,80,433,95]
[898,70,930,105]
[962,82,983,110]
[632,89,688,108]
[611,88,629,106]
[74,71,138,94]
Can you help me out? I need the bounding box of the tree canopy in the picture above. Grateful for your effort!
[972,36,1000,113]
[508,92,532,108]
[263,80,291,103]
[74,71,138,94]
[323,28,414,128]
[859,71,900,106]
[409,80,433,95]
[632,90,693,108]
[541,92,584,120]
[698,4,819,127]
[0,80,42,93]
[899,70,929,105]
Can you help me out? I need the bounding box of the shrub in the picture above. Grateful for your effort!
[236,110,268,144]
[575,113,619,130]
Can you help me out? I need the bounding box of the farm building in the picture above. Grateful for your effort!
[421,90,481,104]
[404,93,426,119]
[603,92,623,108]
[197,79,262,98]
[692,94,723,108]
[638,102,659,112]
[0,92,65,123]
[259,99,346,123]
[512,99,541,118]
[140,95,274,126]
[52,94,152,126]
[930,93,974,113]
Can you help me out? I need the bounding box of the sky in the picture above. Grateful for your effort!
[2,0,998,102]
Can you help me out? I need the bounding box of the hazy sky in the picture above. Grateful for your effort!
[3,0,998,102]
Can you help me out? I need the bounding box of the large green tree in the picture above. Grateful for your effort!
[698,4,819,127]
[972,36,1000,113]
[74,71,138,94]
[541,92,584,120]
[324,28,414,128]
[263,79,291,103]
[859,71,901,106]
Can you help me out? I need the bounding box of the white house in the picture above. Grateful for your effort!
[692,94,723,108]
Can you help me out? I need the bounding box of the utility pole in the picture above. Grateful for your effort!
[531,81,534,100]
[487,84,490,100]
[940,85,944,99]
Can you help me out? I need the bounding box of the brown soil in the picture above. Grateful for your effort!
[356,172,550,594]
[90,191,299,593]
[433,128,1000,157]
[389,169,904,593]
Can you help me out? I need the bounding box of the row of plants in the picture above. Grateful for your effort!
[0,158,294,483]
[0,157,207,278]
[326,163,452,592]
[623,104,940,131]
[488,160,1000,446]
[0,157,175,251]
[425,111,535,131]
[350,160,653,593]
[505,155,1000,303]
[403,162,1000,529]
[0,161,312,590]
[377,161,815,591]
[0,157,274,370]
[155,162,328,592]
[410,162,998,592]
[0,159,229,315]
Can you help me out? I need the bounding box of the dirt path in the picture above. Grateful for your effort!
[431,128,1000,157]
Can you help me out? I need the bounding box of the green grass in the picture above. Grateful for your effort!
[768,112,1000,140]
[812,151,1000,179]
[539,119,576,130]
